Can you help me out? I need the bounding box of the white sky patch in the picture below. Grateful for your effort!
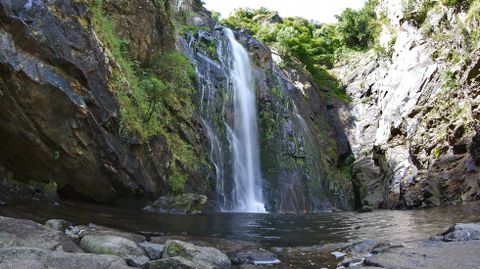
[203,0,366,23]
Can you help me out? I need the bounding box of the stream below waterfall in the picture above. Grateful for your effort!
[2,200,480,248]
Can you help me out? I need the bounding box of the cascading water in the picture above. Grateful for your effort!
[181,26,344,213]
[224,28,265,213]
[181,28,266,212]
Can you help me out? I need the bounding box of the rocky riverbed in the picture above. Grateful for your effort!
[1,214,480,268]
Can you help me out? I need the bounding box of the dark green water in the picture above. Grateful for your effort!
[2,200,480,248]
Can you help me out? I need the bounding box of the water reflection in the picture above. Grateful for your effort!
[1,200,480,247]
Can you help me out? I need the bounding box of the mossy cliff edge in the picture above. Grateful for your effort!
[0,0,212,203]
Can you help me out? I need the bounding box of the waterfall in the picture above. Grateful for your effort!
[224,28,265,213]
[181,28,266,213]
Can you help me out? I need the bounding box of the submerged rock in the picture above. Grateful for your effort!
[163,240,231,268]
[334,240,392,268]
[359,205,373,213]
[343,240,389,255]
[0,247,129,269]
[231,249,280,265]
[143,194,207,215]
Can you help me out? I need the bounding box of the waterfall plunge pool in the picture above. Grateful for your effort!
[2,199,480,248]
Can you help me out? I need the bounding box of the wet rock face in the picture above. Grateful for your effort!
[0,0,208,203]
[184,27,354,212]
[103,0,175,64]
[334,1,480,209]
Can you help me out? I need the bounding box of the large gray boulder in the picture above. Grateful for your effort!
[143,194,207,215]
[66,224,145,243]
[439,223,480,242]
[163,240,231,268]
[79,235,146,258]
[0,216,81,252]
[0,247,129,269]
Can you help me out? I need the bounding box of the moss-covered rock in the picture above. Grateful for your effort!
[143,193,207,215]
[0,0,213,203]
[163,240,231,269]
[79,235,145,258]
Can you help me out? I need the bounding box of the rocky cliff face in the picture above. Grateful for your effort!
[182,24,353,211]
[334,0,480,209]
[0,0,353,211]
[7,0,477,213]
[0,0,212,203]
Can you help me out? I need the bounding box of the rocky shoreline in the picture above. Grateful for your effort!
[0,214,479,268]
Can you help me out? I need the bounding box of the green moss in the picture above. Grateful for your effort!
[442,70,460,90]
[271,86,282,98]
[403,0,436,26]
[43,180,58,197]
[52,151,60,161]
[87,0,204,193]
[431,146,442,159]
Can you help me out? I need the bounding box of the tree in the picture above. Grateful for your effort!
[141,75,167,122]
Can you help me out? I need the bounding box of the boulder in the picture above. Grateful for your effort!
[0,247,129,269]
[163,240,231,268]
[143,194,207,215]
[66,224,145,243]
[438,223,480,242]
[230,249,280,265]
[352,157,387,209]
[126,255,150,267]
[45,219,71,232]
[79,235,146,258]
[0,216,81,252]
[139,242,164,260]
[332,240,392,268]
[342,240,388,255]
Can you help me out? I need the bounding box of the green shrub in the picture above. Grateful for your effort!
[441,0,476,9]
[88,0,199,193]
[335,0,380,50]
[222,1,380,101]
[403,0,435,26]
